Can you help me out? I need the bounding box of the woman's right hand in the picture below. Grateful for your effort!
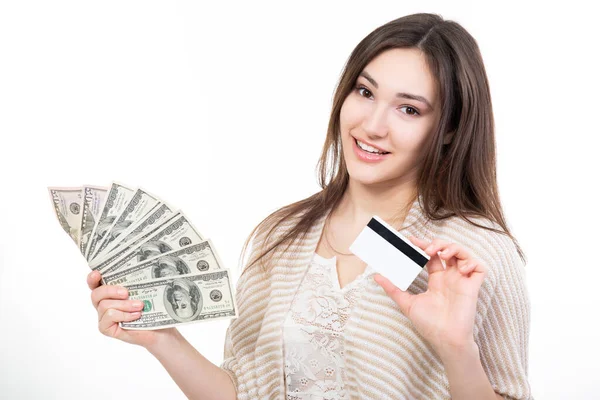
[87,270,177,348]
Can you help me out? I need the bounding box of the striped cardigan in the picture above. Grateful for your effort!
[221,199,532,399]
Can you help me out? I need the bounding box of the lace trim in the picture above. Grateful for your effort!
[284,253,371,399]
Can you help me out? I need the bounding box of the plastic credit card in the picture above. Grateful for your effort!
[349,216,430,291]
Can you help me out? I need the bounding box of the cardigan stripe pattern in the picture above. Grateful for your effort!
[221,199,532,399]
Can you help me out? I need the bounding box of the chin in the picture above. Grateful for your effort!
[347,167,389,186]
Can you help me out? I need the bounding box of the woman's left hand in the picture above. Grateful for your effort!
[374,237,488,359]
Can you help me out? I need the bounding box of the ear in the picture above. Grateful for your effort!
[442,131,455,145]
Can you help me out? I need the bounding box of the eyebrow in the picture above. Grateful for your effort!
[359,71,434,110]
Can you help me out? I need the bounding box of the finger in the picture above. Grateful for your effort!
[423,238,451,256]
[374,274,415,317]
[408,236,444,273]
[87,270,102,290]
[456,258,471,269]
[409,236,430,250]
[426,252,446,274]
[438,243,473,262]
[98,308,141,336]
[459,259,487,276]
[97,299,144,321]
[91,285,129,309]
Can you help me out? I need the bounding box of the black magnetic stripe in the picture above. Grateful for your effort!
[367,218,428,267]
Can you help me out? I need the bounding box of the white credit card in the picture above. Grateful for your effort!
[349,216,430,291]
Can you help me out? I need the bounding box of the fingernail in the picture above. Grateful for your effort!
[118,288,128,297]
[133,301,144,309]
[131,312,141,318]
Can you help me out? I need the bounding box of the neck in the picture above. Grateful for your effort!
[333,178,418,230]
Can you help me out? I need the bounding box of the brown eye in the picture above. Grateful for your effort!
[356,85,373,99]
[399,106,420,116]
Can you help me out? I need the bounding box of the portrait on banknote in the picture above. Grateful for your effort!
[94,216,117,243]
[165,279,202,322]
[152,256,191,279]
[137,240,172,263]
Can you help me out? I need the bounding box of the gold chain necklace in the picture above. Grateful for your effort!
[324,209,409,257]
[324,213,354,257]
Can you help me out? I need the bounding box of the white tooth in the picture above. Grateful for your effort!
[358,140,385,154]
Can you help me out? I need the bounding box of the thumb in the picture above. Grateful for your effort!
[374,274,414,317]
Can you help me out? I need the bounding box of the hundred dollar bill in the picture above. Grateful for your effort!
[48,187,83,244]
[121,270,237,330]
[95,213,204,276]
[89,207,179,270]
[85,182,135,261]
[93,202,175,263]
[103,240,224,286]
[78,186,108,256]
[90,188,161,260]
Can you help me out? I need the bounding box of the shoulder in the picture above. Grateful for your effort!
[250,207,308,251]
[241,206,317,272]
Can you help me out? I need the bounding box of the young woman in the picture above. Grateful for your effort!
[87,13,532,400]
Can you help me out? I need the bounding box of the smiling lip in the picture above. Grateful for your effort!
[352,137,390,162]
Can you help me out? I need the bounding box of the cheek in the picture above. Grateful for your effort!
[339,97,363,133]
[389,119,432,151]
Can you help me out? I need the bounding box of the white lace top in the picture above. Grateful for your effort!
[283,252,373,400]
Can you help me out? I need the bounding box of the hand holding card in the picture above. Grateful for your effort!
[351,217,489,358]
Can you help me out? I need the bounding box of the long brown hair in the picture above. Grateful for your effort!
[241,12,525,271]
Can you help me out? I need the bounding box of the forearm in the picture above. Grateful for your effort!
[146,329,236,400]
[440,341,503,400]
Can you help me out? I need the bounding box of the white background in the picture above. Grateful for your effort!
[0,1,598,399]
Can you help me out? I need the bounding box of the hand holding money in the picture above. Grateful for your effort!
[49,182,238,331]
[87,270,178,346]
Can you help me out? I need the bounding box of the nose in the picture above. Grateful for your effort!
[361,103,388,139]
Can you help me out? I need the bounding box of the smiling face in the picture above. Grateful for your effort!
[340,48,441,188]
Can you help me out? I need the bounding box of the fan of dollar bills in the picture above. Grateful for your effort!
[48,182,238,330]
